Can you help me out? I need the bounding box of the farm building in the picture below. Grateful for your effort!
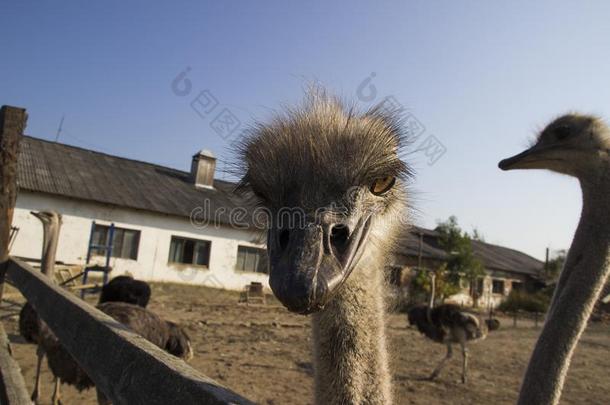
[11,135,544,301]
[11,135,268,291]
[393,227,546,308]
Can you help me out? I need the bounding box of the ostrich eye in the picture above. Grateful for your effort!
[370,176,395,196]
[555,125,571,140]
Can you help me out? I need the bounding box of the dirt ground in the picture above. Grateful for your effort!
[2,283,609,405]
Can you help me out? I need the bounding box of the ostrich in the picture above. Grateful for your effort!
[21,273,151,404]
[499,113,610,405]
[98,275,151,308]
[20,301,193,405]
[30,211,62,278]
[237,91,410,404]
[407,272,490,383]
[23,210,62,403]
[96,302,193,362]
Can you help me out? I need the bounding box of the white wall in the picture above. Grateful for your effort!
[11,191,269,291]
[446,275,520,309]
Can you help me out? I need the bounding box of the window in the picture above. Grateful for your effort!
[169,236,211,266]
[91,224,140,260]
[236,246,268,274]
[512,281,523,292]
[492,279,505,294]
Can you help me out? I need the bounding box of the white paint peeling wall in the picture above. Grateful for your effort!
[11,191,270,291]
[446,275,520,309]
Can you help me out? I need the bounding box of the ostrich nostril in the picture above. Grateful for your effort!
[330,224,350,257]
[279,229,290,251]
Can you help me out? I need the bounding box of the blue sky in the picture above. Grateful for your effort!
[2,1,609,260]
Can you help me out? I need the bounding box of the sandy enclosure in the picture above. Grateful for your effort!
[2,283,609,405]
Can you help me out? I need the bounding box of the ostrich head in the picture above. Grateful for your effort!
[499,114,610,177]
[30,210,58,224]
[238,92,410,314]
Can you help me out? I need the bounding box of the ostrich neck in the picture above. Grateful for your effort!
[41,220,60,277]
[427,274,435,323]
[518,170,610,405]
[311,255,392,405]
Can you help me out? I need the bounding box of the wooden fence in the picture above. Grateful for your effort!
[0,320,30,404]
[0,105,256,404]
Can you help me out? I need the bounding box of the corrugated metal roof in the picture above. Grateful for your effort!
[397,227,544,278]
[17,136,242,225]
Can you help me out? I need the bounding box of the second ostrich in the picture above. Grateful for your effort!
[238,92,411,404]
[500,113,610,405]
[407,272,491,383]
[20,301,192,405]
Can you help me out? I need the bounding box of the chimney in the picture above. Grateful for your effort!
[191,149,216,188]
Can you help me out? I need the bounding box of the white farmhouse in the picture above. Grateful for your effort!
[11,136,269,291]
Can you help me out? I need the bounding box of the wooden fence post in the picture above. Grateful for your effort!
[0,322,30,404]
[0,105,26,302]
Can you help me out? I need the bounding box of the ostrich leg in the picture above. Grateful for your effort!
[52,377,62,405]
[461,343,469,384]
[31,345,44,403]
[429,343,452,380]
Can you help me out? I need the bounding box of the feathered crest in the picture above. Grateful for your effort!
[230,87,414,204]
[531,112,606,147]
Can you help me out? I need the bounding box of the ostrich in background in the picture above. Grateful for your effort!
[98,275,151,308]
[20,301,193,405]
[238,90,410,404]
[499,114,610,405]
[20,210,62,403]
[20,275,152,403]
[30,211,62,278]
[19,210,185,404]
[407,272,491,383]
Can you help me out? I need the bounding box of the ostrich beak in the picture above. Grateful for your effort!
[499,144,564,171]
[30,211,50,221]
[267,214,372,314]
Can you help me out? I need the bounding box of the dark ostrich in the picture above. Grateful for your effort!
[408,303,490,383]
[97,302,193,361]
[98,275,151,308]
[408,271,497,383]
[19,302,192,405]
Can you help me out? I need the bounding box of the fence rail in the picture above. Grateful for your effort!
[7,252,255,405]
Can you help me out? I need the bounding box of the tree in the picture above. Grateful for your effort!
[409,264,460,306]
[435,216,486,307]
[471,228,485,242]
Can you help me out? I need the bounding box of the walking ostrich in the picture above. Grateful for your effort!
[407,272,490,383]
[499,113,610,405]
[237,91,410,404]
[20,301,193,405]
